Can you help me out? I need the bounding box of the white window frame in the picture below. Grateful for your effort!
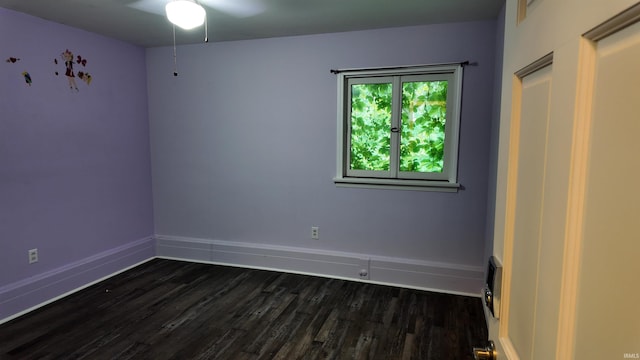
[334,64,463,192]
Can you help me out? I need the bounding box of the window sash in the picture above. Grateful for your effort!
[345,77,399,178]
[398,73,457,181]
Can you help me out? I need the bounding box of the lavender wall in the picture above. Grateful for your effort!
[0,8,154,303]
[146,21,497,269]
[484,3,506,268]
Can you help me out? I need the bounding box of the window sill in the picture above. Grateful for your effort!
[333,177,460,192]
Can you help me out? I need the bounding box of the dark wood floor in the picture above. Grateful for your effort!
[0,259,487,359]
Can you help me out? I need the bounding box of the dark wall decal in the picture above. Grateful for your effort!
[5,56,30,86]
[59,49,92,92]
[62,49,79,91]
[76,55,87,67]
[77,71,92,85]
[3,51,93,89]
[22,71,32,86]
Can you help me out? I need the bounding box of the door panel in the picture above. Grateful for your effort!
[507,65,552,360]
[574,20,640,360]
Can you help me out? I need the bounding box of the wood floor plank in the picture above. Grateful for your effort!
[0,259,487,359]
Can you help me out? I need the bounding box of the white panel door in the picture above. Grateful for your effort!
[489,2,640,359]
[573,19,640,360]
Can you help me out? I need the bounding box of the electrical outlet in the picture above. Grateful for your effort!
[28,248,38,264]
[311,226,319,240]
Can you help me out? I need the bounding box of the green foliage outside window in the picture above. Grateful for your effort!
[350,83,392,171]
[401,81,447,172]
[349,81,448,173]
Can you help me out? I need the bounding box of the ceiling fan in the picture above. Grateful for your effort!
[129,0,265,75]
[128,0,266,21]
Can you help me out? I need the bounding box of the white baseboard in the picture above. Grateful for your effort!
[0,236,155,324]
[369,256,485,296]
[156,235,483,296]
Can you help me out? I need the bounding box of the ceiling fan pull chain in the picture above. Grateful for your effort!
[172,24,178,76]
[204,11,209,43]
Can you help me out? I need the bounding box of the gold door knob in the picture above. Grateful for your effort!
[473,340,497,360]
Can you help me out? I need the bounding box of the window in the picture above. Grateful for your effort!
[334,64,463,191]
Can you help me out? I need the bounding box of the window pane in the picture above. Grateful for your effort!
[400,80,447,173]
[350,83,392,171]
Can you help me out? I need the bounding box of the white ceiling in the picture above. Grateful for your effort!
[0,0,505,48]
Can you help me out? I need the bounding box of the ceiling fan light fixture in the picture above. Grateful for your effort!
[166,0,206,30]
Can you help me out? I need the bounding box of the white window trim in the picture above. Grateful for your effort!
[334,64,464,192]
